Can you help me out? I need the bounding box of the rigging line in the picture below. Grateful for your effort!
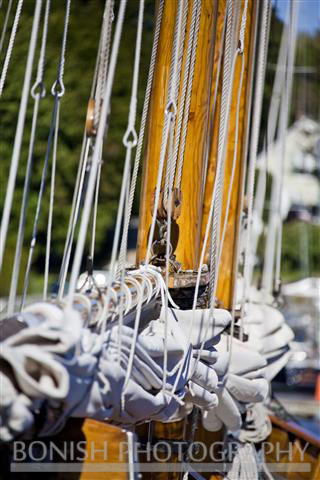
[163,113,176,391]
[274,0,298,294]
[20,0,70,309]
[241,0,271,313]
[175,0,201,191]
[0,0,23,95]
[261,5,289,295]
[107,0,144,286]
[0,0,13,55]
[0,0,41,272]
[216,0,248,273]
[208,0,234,304]
[7,0,50,315]
[230,0,261,323]
[192,0,250,379]
[163,0,190,390]
[58,0,110,297]
[217,52,245,287]
[20,94,59,310]
[164,0,188,201]
[67,0,128,303]
[117,0,164,269]
[204,8,227,171]
[220,52,245,365]
[88,1,115,263]
[94,0,114,127]
[169,0,250,403]
[57,137,91,298]
[89,144,103,263]
[164,1,230,402]
[113,0,145,278]
[7,95,41,315]
[116,176,131,363]
[190,3,229,316]
[43,100,60,300]
[51,0,71,97]
[121,0,185,405]
[145,0,184,265]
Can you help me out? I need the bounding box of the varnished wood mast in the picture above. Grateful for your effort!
[137,0,217,268]
[137,0,257,307]
[201,0,258,309]
[136,2,258,480]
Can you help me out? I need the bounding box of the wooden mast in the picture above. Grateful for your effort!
[136,2,259,480]
[200,0,258,310]
[136,0,217,269]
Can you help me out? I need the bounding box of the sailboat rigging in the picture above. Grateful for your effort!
[0,0,319,479]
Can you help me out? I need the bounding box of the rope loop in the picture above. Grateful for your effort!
[51,78,65,97]
[123,126,138,148]
[31,80,46,99]
[165,100,177,116]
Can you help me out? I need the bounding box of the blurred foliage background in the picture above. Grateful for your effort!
[0,1,319,297]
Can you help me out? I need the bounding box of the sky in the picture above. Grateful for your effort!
[273,0,320,34]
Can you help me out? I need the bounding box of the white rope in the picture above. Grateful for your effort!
[7,0,50,314]
[51,0,71,97]
[194,0,249,374]
[89,144,103,263]
[68,0,127,301]
[167,0,246,403]
[101,0,144,296]
[208,0,234,303]
[94,0,114,126]
[217,43,246,283]
[58,137,91,298]
[274,0,298,293]
[0,0,13,55]
[0,0,23,95]
[89,0,115,265]
[43,101,60,299]
[261,4,289,295]
[0,0,41,272]
[113,0,144,366]
[175,0,201,190]
[189,4,228,317]
[58,0,115,295]
[164,0,189,198]
[169,1,250,400]
[117,0,164,270]
[226,443,258,480]
[241,0,271,318]
[121,0,185,404]
[20,0,71,309]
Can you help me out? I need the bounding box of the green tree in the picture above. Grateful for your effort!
[0,0,154,295]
